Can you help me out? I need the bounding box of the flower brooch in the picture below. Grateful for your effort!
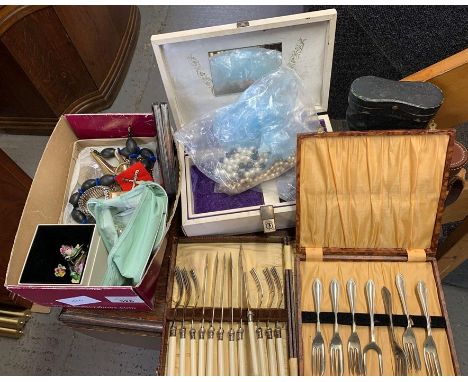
[54,244,87,283]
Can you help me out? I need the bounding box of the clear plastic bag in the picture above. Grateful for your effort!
[276,168,296,202]
[174,66,319,194]
[210,47,282,95]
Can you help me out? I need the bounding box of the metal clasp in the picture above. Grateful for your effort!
[260,205,276,233]
[237,20,250,28]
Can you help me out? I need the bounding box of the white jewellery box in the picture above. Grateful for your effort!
[151,9,336,236]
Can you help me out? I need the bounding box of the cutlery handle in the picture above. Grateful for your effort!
[275,327,287,376]
[167,328,177,376]
[312,279,322,331]
[396,273,410,320]
[417,281,431,334]
[198,327,206,376]
[365,280,376,341]
[267,335,278,376]
[247,314,260,375]
[206,333,214,376]
[237,335,246,376]
[330,279,340,333]
[218,337,224,376]
[347,279,357,332]
[190,332,197,376]
[179,330,186,375]
[257,330,268,375]
[228,329,236,376]
[381,287,395,332]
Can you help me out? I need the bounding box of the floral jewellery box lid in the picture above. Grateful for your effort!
[295,129,455,259]
[151,9,337,131]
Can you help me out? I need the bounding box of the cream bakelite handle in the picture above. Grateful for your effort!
[190,336,197,376]
[247,319,259,376]
[197,337,205,376]
[267,336,277,376]
[237,328,246,376]
[238,338,246,375]
[178,334,186,376]
[229,338,236,376]
[257,332,267,375]
[275,327,287,376]
[218,339,224,375]
[167,332,177,376]
[206,333,214,376]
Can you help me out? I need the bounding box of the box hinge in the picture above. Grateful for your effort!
[236,20,250,28]
[305,247,323,262]
[406,248,427,262]
[260,205,276,233]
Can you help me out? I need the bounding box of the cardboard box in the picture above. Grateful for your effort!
[151,10,337,236]
[6,114,180,310]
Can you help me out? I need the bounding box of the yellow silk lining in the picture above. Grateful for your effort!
[171,242,284,309]
[300,261,455,376]
[305,247,323,262]
[299,134,449,249]
[407,248,427,262]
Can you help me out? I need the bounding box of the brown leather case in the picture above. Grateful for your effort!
[449,141,467,178]
[446,141,467,206]
[157,235,290,376]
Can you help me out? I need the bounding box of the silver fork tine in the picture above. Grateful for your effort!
[434,352,442,376]
[424,352,430,375]
[417,281,442,376]
[346,279,363,375]
[329,279,344,376]
[363,280,383,376]
[396,274,421,371]
[311,278,325,376]
[426,352,434,376]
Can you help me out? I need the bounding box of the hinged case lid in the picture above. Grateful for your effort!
[295,130,454,258]
[151,9,337,130]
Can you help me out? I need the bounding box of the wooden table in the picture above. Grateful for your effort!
[59,240,170,350]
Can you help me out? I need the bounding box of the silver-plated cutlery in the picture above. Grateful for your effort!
[329,279,344,376]
[308,276,442,376]
[311,278,326,376]
[363,279,383,375]
[417,281,442,376]
[382,286,408,376]
[396,273,422,371]
[346,279,363,376]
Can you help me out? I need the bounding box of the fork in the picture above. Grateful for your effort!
[329,279,344,376]
[382,287,408,376]
[396,273,422,371]
[311,278,325,376]
[346,279,363,376]
[363,280,383,376]
[417,281,442,376]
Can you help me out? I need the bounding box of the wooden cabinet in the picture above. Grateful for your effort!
[0,6,140,134]
[0,149,32,309]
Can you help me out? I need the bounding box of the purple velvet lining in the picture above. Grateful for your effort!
[190,166,264,214]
